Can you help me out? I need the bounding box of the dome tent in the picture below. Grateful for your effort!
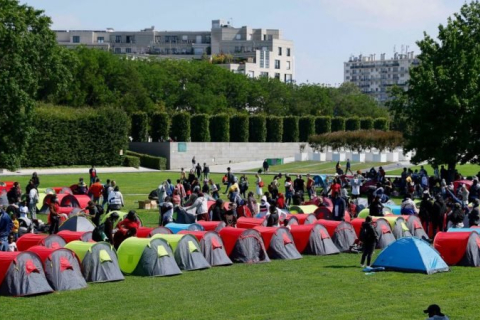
[317,220,358,252]
[196,221,226,232]
[434,231,480,266]
[253,226,302,260]
[117,237,182,277]
[58,215,96,232]
[165,223,204,234]
[218,227,270,264]
[381,216,412,239]
[289,224,340,255]
[17,234,66,251]
[236,217,267,229]
[57,230,93,243]
[178,230,232,267]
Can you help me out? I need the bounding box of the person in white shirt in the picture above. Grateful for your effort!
[8,235,17,252]
[107,186,124,213]
[157,181,168,206]
[28,187,39,220]
[349,174,363,199]
[256,196,270,219]
[183,193,209,221]
[401,194,417,215]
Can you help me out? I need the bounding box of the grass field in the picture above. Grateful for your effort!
[387,163,480,177]
[246,161,391,175]
[0,171,475,319]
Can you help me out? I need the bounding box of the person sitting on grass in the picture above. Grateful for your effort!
[114,210,140,249]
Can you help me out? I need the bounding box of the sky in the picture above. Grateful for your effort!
[23,0,471,85]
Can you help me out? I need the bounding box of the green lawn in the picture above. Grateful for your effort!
[247,161,391,175]
[387,163,480,177]
[0,171,475,319]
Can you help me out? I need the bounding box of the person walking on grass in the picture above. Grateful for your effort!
[263,159,269,173]
[346,159,353,175]
[89,165,97,187]
[359,216,378,268]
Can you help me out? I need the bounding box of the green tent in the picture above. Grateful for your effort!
[288,205,318,214]
[116,237,181,277]
[100,211,143,228]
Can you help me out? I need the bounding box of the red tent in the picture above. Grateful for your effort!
[289,224,339,255]
[196,221,226,232]
[57,230,93,243]
[433,232,472,265]
[453,180,473,193]
[178,230,232,267]
[285,214,317,225]
[237,217,267,229]
[253,226,302,260]
[17,234,66,251]
[218,227,270,263]
[178,230,207,242]
[136,227,154,238]
[314,207,351,222]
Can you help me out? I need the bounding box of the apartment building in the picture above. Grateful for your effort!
[343,52,419,102]
[54,19,295,82]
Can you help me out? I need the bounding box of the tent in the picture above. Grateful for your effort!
[150,226,172,236]
[196,221,226,232]
[100,211,143,228]
[405,215,429,240]
[27,246,87,291]
[381,216,412,239]
[57,230,93,243]
[316,220,358,252]
[0,191,8,206]
[372,237,450,274]
[136,226,174,238]
[64,241,124,283]
[0,252,53,296]
[384,204,402,215]
[116,237,182,277]
[218,227,270,264]
[151,234,210,271]
[351,218,396,249]
[17,234,66,251]
[39,194,90,214]
[285,214,317,226]
[289,224,340,255]
[178,231,233,267]
[165,223,204,234]
[289,205,318,214]
[58,215,96,232]
[434,231,480,266]
[313,206,351,222]
[236,217,267,229]
[173,207,196,224]
[253,227,302,260]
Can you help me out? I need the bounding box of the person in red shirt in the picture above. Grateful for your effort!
[114,210,139,249]
[89,165,97,187]
[48,195,60,234]
[306,174,315,200]
[327,177,342,198]
[276,193,286,209]
[88,178,104,204]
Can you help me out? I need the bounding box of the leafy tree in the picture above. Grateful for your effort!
[0,0,71,170]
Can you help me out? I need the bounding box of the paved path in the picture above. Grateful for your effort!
[0,167,158,177]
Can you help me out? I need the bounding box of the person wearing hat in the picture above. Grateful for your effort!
[469,199,480,227]
[424,304,449,320]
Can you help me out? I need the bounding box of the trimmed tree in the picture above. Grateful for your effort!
[210,114,230,142]
[230,114,249,142]
[299,116,315,142]
[131,112,149,142]
[190,114,210,142]
[266,116,283,142]
[345,117,361,131]
[151,112,170,142]
[360,117,374,130]
[315,116,331,134]
[374,118,390,131]
[331,117,346,132]
[249,115,267,142]
[283,116,299,142]
[170,112,191,142]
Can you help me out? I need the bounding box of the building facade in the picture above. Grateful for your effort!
[54,19,295,82]
[343,52,419,103]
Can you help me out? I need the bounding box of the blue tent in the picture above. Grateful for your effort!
[384,204,402,215]
[447,228,480,234]
[165,223,204,234]
[372,237,450,274]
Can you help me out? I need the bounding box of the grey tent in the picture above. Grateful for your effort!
[0,191,8,206]
[289,224,340,256]
[117,237,182,277]
[373,218,396,249]
[254,227,303,260]
[151,234,211,271]
[178,231,232,267]
[434,231,480,267]
[150,226,173,236]
[317,220,358,252]
[17,234,66,251]
[406,215,429,240]
[218,227,271,264]
[27,246,87,291]
[285,214,317,226]
[58,215,96,232]
[65,241,124,283]
[384,216,413,239]
[0,252,53,296]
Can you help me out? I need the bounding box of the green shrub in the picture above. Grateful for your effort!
[151,112,170,142]
[360,117,374,130]
[266,116,283,142]
[170,112,191,142]
[126,150,167,170]
[345,117,361,131]
[331,117,346,132]
[299,116,315,142]
[283,116,299,142]
[315,116,331,134]
[309,130,403,152]
[230,114,249,142]
[249,115,267,142]
[210,114,230,142]
[190,114,210,142]
[130,112,149,142]
[374,117,390,131]
[123,155,140,168]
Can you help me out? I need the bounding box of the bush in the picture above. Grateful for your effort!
[170,112,191,142]
[315,116,331,134]
[374,118,390,131]
[360,117,374,130]
[249,115,267,142]
[151,112,170,142]
[126,150,167,170]
[309,130,403,152]
[130,112,149,142]
[23,106,129,167]
[331,117,346,132]
[190,114,210,142]
[123,155,140,168]
[266,116,283,142]
[210,114,230,142]
[283,116,299,142]
[299,116,315,142]
[230,114,249,142]
[345,117,361,131]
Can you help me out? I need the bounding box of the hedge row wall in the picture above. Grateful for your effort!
[24,106,129,167]
[129,114,390,142]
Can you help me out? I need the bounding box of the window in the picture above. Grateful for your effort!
[97,37,104,43]
[126,48,132,53]
[278,47,282,56]
[126,36,134,44]
[286,61,291,70]
[275,73,280,79]
[72,36,80,43]
[155,36,161,43]
[248,71,254,78]
[275,60,280,69]
[284,74,292,83]
[287,48,291,56]
[182,35,188,41]
[260,72,268,77]
[114,48,121,53]
[265,51,270,68]
[115,35,121,43]
[236,34,241,40]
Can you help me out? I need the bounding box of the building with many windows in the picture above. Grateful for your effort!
[343,52,419,102]
[54,19,295,83]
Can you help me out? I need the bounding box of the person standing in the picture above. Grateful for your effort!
[202,163,210,180]
[369,196,384,217]
[284,176,294,205]
[107,186,124,214]
[89,178,104,204]
[262,159,269,173]
[350,174,362,200]
[89,165,97,187]
[157,181,168,206]
[48,196,60,235]
[28,184,39,220]
[86,201,100,226]
[191,156,196,169]
[31,172,40,188]
[0,207,13,251]
[255,173,263,199]
[332,192,346,221]
[431,195,446,236]
[208,179,219,200]
[306,174,315,200]
[195,163,202,179]
[223,167,234,194]
[359,216,378,267]
[346,159,353,175]
[239,175,249,199]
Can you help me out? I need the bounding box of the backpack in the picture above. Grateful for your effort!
[259,181,264,188]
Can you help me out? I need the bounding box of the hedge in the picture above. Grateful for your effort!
[151,112,170,142]
[283,116,299,142]
[331,117,346,132]
[299,116,315,142]
[248,115,267,142]
[23,106,129,167]
[190,114,210,142]
[360,117,374,130]
[123,155,140,168]
[345,117,360,131]
[126,150,167,170]
[309,130,403,152]
[315,116,331,134]
[210,114,230,142]
[170,112,191,142]
[130,112,149,142]
[374,118,390,131]
[266,116,283,142]
[230,114,249,142]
